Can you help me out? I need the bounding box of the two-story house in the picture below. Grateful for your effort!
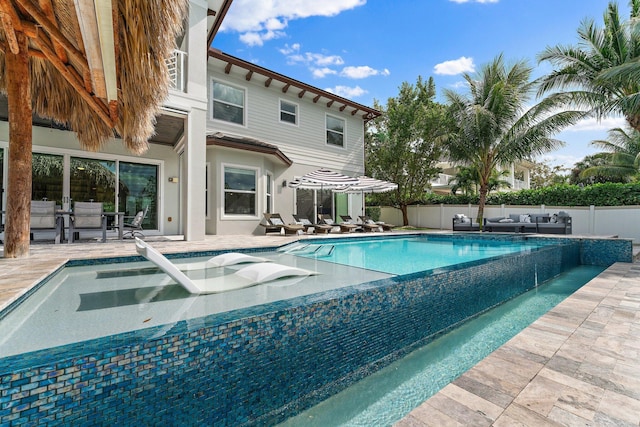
[0,0,379,240]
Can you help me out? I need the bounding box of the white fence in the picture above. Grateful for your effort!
[379,204,640,243]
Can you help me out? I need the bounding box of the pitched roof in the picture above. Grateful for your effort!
[208,49,381,121]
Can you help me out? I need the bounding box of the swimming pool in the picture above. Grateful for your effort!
[0,234,633,425]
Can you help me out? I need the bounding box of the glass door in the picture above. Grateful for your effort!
[118,161,158,229]
[32,153,64,207]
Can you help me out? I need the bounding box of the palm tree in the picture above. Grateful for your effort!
[582,127,640,181]
[444,54,582,227]
[537,0,640,131]
[448,166,511,195]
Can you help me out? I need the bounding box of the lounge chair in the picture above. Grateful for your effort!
[359,215,395,231]
[69,202,107,243]
[319,214,358,233]
[123,206,148,239]
[261,213,305,235]
[135,238,315,294]
[292,214,333,234]
[339,215,366,232]
[452,214,480,231]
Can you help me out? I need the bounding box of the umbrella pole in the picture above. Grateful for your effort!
[4,32,33,258]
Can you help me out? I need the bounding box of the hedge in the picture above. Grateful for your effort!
[414,183,640,206]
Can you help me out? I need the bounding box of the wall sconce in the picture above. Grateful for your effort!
[282,180,287,188]
[168,177,179,183]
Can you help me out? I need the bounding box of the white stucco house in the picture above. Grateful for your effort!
[0,0,380,240]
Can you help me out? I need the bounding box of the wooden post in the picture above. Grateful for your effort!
[4,32,32,258]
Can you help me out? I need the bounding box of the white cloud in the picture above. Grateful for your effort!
[221,0,367,45]
[325,85,367,98]
[278,43,300,55]
[312,67,338,78]
[340,66,391,79]
[449,80,468,89]
[536,154,584,168]
[434,57,475,75]
[565,116,627,132]
[239,30,286,46]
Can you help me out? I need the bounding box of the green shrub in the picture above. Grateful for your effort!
[415,183,640,206]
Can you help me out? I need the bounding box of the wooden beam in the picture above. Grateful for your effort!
[33,35,114,127]
[351,109,359,116]
[282,83,290,93]
[4,31,32,258]
[245,70,253,81]
[313,94,321,103]
[224,62,232,74]
[0,1,23,54]
[340,105,346,111]
[207,9,216,16]
[15,0,88,72]
[327,100,334,108]
[264,77,272,87]
[39,0,68,63]
[298,89,306,98]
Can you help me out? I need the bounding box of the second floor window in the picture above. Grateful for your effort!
[280,100,297,125]
[326,115,345,147]
[212,81,245,125]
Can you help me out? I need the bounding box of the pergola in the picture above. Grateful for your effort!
[0,0,188,257]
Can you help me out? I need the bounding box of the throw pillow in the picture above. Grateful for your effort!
[519,214,531,223]
[499,218,514,223]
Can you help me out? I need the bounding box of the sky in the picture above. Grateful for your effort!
[212,0,631,169]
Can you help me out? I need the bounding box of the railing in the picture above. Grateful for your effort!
[167,50,187,92]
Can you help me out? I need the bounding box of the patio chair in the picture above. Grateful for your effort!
[30,200,63,243]
[319,214,358,233]
[261,213,305,235]
[359,215,395,232]
[69,201,107,243]
[123,206,149,239]
[292,214,333,234]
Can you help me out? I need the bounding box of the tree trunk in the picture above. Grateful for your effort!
[4,33,32,258]
[400,204,409,226]
[477,185,488,231]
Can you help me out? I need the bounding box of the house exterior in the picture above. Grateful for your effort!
[430,161,534,195]
[0,0,379,240]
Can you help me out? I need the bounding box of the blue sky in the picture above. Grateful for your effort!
[213,0,630,169]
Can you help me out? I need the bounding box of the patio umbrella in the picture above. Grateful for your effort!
[334,175,398,215]
[288,168,359,219]
[0,0,188,258]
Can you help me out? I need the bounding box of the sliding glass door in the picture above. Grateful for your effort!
[27,153,159,230]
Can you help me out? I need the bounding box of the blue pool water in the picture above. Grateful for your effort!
[0,234,631,425]
[284,235,548,274]
[280,264,605,426]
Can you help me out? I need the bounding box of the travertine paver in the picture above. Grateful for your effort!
[396,259,640,427]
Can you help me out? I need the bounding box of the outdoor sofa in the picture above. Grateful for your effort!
[483,212,572,234]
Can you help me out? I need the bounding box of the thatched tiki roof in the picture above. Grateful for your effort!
[0,0,188,257]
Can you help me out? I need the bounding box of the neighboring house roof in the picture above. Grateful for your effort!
[206,132,293,166]
[208,49,381,121]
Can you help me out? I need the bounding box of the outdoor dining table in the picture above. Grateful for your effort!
[55,211,125,243]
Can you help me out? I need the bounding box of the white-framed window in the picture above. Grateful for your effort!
[211,80,245,125]
[222,164,257,216]
[265,172,273,214]
[326,114,345,147]
[279,100,298,125]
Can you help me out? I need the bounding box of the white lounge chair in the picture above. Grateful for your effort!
[135,238,315,294]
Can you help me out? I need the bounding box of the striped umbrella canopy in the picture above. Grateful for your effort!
[334,176,398,194]
[289,168,359,189]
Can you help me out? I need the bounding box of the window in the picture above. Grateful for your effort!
[118,162,158,229]
[326,115,345,147]
[265,173,273,214]
[224,166,256,215]
[212,81,245,125]
[280,100,297,125]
